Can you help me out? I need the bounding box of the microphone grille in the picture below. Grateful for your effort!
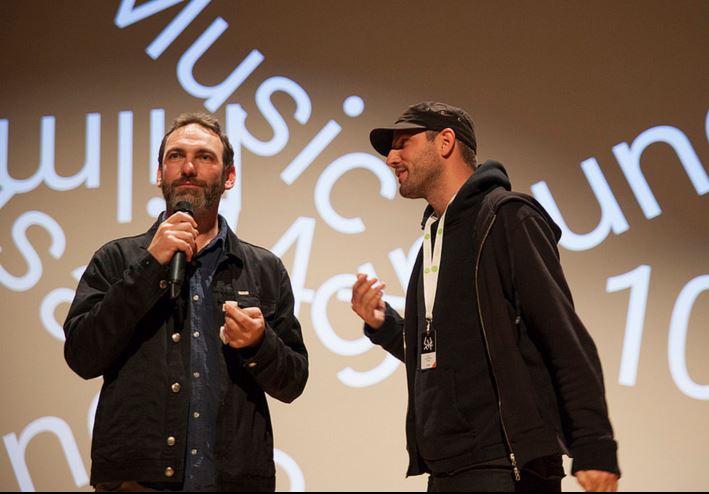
[174,200,194,216]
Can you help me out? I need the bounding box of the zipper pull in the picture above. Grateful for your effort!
[510,453,521,481]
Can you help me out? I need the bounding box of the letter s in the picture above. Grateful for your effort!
[0,211,66,291]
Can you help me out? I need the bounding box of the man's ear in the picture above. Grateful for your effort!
[224,164,236,190]
[438,128,456,158]
[156,164,163,187]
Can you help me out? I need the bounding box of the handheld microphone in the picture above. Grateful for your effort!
[168,200,194,299]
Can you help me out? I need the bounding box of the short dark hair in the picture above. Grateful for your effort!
[158,112,235,169]
[425,130,477,169]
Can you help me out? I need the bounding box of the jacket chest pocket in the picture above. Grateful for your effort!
[214,288,276,320]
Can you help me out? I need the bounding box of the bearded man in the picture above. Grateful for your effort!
[64,112,308,492]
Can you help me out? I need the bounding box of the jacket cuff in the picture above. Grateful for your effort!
[571,439,621,476]
[239,323,276,369]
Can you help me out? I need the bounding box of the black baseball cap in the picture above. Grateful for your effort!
[369,101,477,156]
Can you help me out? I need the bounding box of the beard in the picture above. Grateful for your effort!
[398,148,442,200]
[162,176,225,215]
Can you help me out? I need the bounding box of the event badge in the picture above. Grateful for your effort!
[420,322,437,370]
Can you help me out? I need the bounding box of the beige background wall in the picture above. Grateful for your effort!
[1,0,708,491]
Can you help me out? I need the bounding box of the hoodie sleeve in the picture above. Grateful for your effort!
[498,202,620,475]
[363,303,406,363]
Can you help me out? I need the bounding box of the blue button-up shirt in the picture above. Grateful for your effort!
[182,216,227,491]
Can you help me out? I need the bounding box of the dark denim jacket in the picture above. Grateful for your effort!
[64,219,308,491]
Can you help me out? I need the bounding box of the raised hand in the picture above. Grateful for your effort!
[351,273,387,329]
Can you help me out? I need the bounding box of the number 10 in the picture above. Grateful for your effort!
[607,265,709,400]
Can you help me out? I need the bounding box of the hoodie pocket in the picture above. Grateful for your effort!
[414,368,477,460]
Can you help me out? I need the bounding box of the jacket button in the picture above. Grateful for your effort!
[164,466,174,478]
[166,436,176,446]
[160,280,168,289]
[171,382,181,393]
[171,333,181,343]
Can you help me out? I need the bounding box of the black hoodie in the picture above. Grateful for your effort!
[366,161,619,479]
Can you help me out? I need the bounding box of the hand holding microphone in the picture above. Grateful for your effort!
[146,201,197,298]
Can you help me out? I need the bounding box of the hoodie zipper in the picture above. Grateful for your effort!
[474,213,521,482]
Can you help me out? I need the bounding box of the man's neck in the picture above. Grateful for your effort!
[429,170,473,217]
[193,209,221,252]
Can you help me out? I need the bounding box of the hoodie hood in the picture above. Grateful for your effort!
[419,159,562,243]
[420,159,511,228]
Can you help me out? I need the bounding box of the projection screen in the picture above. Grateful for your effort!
[1,0,707,491]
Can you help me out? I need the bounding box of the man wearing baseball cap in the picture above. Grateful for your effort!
[352,101,620,491]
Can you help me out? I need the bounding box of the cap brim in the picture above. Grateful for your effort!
[369,122,427,156]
